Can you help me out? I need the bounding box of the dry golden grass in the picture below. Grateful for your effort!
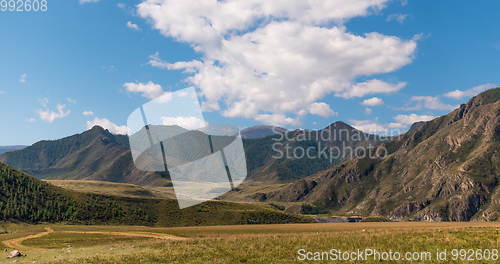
[46,180,176,199]
[0,222,498,264]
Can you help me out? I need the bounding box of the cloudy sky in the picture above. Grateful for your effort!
[0,0,499,145]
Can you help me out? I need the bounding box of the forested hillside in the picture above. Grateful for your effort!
[0,162,309,226]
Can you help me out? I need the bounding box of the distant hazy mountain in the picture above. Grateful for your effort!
[241,125,287,139]
[0,145,26,155]
[263,88,500,221]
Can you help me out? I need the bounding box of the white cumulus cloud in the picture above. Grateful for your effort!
[137,0,417,126]
[309,102,336,117]
[362,97,384,106]
[138,0,391,45]
[255,114,299,127]
[161,116,207,130]
[405,96,456,111]
[148,52,203,73]
[82,111,94,116]
[126,21,141,31]
[393,114,435,125]
[124,81,166,99]
[342,80,406,98]
[350,120,388,133]
[387,13,409,24]
[388,122,405,128]
[352,113,436,134]
[38,103,71,123]
[443,83,497,100]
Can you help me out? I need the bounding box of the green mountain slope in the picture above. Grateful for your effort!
[0,126,168,186]
[0,161,154,224]
[0,161,309,226]
[263,88,500,221]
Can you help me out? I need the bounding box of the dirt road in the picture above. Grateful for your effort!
[62,231,189,241]
[2,227,54,250]
[2,227,188,251]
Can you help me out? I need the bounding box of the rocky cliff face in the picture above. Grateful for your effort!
[264,88,500,221]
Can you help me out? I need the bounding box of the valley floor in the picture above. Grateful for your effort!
[0,222,498,263]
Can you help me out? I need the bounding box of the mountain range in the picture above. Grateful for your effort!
[1,88,498,222]
[0,120,379,184]
[0,127,168,186]
[240,125,287,139]
[262,88,499,221]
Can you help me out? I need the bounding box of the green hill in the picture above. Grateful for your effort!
[0,162,309,226]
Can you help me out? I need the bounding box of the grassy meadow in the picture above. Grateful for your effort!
[0,222,498,264]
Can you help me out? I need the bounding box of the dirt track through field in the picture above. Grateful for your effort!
[62,231,189,241]
[2,227,54,250]
[2,227,189,251]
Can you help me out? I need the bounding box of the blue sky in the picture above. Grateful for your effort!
[0,0,499,145]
